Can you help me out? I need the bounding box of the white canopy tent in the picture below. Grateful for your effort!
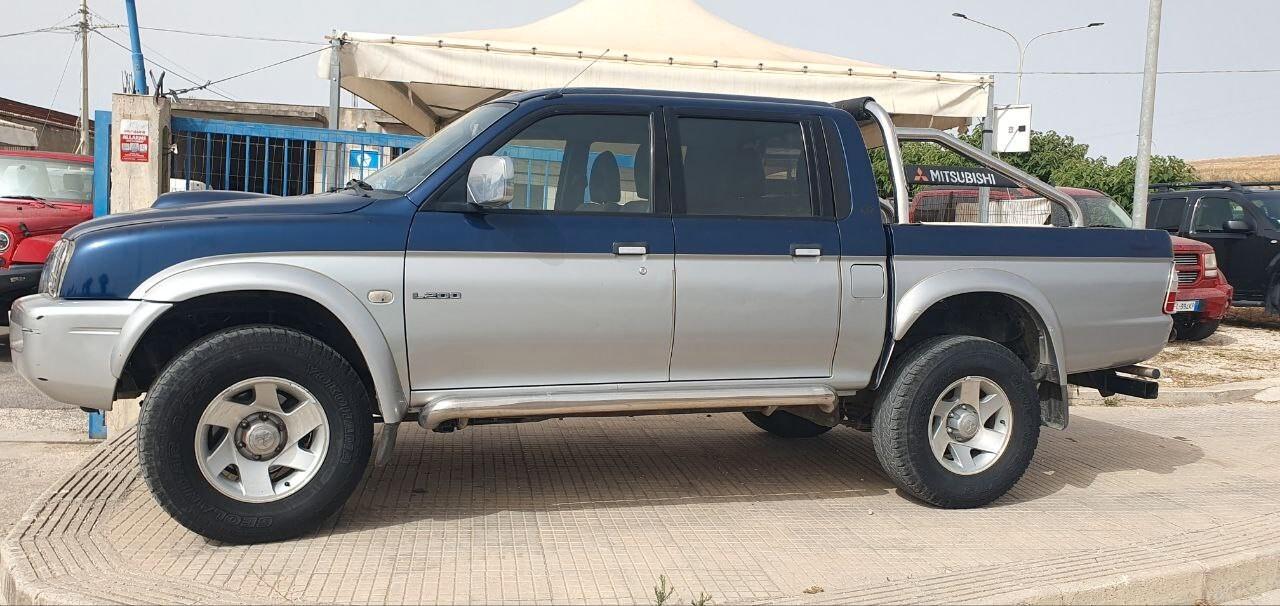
[320,0,990,136]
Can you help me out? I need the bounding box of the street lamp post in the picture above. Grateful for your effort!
[952,13,1104,104]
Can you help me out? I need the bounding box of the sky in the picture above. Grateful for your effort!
[2,0,1277,161]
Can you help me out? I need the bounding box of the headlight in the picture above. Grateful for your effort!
[0,229,10,253]
[1198,251,1218,278]
[38,238,74,296]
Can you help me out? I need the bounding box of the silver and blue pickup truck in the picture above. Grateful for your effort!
[10,89,1176,544]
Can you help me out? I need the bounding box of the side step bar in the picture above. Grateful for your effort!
[416,385,838,431]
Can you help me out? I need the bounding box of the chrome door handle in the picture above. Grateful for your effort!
[791,244,822,257]
[613,242,648,255]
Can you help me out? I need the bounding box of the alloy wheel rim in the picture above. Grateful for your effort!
[194,377,329,503]
[927,376,1013,476]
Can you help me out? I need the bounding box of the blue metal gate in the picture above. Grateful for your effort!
[169,117,424,195]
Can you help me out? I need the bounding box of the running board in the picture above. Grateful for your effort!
[415,385,838,431]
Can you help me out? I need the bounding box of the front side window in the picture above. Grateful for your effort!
[1192,196,1247,232]
[1246,195,1280,228]
[676,118,815,217]
[1147,197,1187,231]
[0,157,92,203]
[437,113,653,213]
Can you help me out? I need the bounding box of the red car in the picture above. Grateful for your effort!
[0,150,94,321]
[910,185,1232,340]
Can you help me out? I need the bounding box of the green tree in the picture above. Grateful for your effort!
[869,127,1197,210]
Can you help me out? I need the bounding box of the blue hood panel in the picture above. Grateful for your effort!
[64,191,375,240]
[59,194,415,300]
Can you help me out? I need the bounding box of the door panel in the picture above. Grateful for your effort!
[669,218,841,380]
[405,213,674,389]
[404,110,675,390]
[666,114,841,381]
[1191,196,1255,292]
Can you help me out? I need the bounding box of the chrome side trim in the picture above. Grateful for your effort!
[416,385,838,431]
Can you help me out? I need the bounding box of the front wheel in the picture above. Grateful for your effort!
[137,325,373,544]
[871,335,1040,508]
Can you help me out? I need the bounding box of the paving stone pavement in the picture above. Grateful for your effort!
[4,402,1280,605]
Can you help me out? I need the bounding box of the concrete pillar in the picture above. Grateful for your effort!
[104,94,171,435]
[109,93,171,213]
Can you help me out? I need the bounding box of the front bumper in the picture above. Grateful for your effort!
[1175,283,1233,321]
[0,263,42,296]
[9,294,145,410]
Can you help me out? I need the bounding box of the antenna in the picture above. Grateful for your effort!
[545,48,610,99]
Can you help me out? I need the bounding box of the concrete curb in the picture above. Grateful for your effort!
[1,437,112,606]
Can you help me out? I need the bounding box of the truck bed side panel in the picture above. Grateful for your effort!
[890,224,1173,374]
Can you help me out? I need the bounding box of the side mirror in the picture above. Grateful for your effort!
[466,156,515,208]
[1224,219,1253,233]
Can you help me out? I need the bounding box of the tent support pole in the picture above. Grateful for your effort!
[328,33,344,189]
[979,77,995,223]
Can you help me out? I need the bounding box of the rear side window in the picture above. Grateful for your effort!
[1148,197,1187,231]
[676,118,816,217]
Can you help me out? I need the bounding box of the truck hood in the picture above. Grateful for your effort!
[0,199,92,235]
[1170,235,1211,253]
[63,191,377,240]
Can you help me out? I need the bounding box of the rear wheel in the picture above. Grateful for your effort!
[743,410,833,438]
[138,325,373,544]
[871,335,1040,508]
[1173,318,1220,341]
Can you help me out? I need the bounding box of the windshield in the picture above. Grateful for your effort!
[1246,194,1280,228]
[363,103,514,193]
[0,156,92,202]
[1070,195,1133,228]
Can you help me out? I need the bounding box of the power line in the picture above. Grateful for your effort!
[137,26,325,46]
[92,29,235,101]
[88,9,236,100]
[38,37,79,143]
[169,47,329,96]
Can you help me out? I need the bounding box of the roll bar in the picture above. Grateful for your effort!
[858,100,1085,227]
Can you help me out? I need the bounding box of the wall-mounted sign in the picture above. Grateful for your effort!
[995,104,1032,153]
[349,149,381,171]
[119,119,150,163]
[905,164,1019,188]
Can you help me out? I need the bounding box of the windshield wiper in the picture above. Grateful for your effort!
[1,195,51,207]
[343,179,374,195]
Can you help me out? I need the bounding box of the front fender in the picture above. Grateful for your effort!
[116,260,409,423]
[893,267,1071,427]
[11,233,60,264]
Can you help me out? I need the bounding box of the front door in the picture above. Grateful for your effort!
[405,110,675,390]
[1190,195,1264,295]
[665,111,841,380]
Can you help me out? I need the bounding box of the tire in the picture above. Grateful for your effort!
[871,335,1040,508]
[743,410,833,438]
[137,325,373,544]
[1173,319,1220,341]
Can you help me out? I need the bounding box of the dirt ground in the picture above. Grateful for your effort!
[1148,308,1280,388]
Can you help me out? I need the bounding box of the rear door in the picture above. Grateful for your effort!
[665,108,841,380]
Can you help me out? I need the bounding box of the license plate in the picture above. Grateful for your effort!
[1173,300,1201,312]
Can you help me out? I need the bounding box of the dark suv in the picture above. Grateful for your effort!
[1148,182,1280,313]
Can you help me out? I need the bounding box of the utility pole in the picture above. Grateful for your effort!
[1131,0,1163,228]
[124,0,148,94]
[328,32,344,189]
[979,77,996,223]
[78,0,90,154]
